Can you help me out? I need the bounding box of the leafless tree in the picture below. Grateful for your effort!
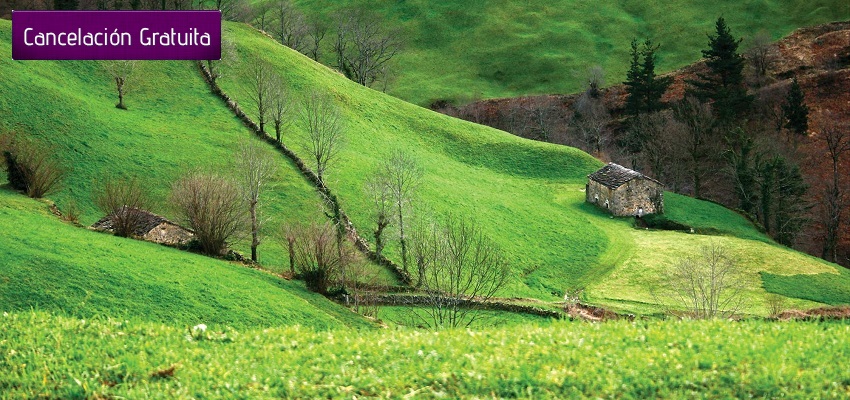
[94,176,154,238]
[280,222,299,276]
[299,90,344,184]
[170,170,246,256]
[1,132,66,199]
[411,215,511,329]
[379,150,423,274]
[206,34,236,84]
[218,0,251,22]
[364,173,393,258]
[269,78,291,143]
[525,97,558,142]
[632,111,676,183]
[290,221,357,294]
[333,9,402,87]
[745,30,774,87]
[251,0,275,32]
[305,17,328,61]
[341,253,380,317]
[657,243,747,319]
[819,114,850,262]
[103,60,137,110]
[235,139,277,262]
[572,89,610,155]
[273,0,309,53]
[243,59,276,134]
[671,96,718,198]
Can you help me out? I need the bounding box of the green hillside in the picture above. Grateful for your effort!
[0,18,847,316]
[291,0,849,104]
[0,186,373,329]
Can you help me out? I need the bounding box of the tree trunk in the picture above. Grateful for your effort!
[250,200,258,262]
[275,122,281,143]
[288,238,295,275]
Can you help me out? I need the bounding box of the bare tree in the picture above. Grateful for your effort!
[235,139,277,262]
[94,176,154,238]
[411,215,511,329]
[572,88,610,155]
[657,243,747,319]
[379,150,422,274]
[341,254,380,317]
[299,90,344,184]
[273,0,309,53]
[305,17,328,61]
[671,96,718,198]
[269,78,291,143]
[745,30,774,87]
[333,9,402,87]
[819,115,850,262]
[103,60,137,110]
[280,222,299,276]
[218,0,251,22]
[251,0,275,32]
[170,170,246,256]
[290,221,355,294]
[1,133,66,198]
[206,34,236,84]
[364,173,392,258]
[243,59,276,134]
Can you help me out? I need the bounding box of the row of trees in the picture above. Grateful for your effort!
[251,1,402,89]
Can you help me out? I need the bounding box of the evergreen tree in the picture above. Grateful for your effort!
[624,39,672,117]
[773,158,808,247]
[687,17,752,123]
[782,77,809,141]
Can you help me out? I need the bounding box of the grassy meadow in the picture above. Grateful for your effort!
[290,0,849,104]
[3,311,850,398]
[1,18,848,315]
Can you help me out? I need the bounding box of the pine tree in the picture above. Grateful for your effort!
[687,17,752,123]
[782,77,809,141]
[624,39,672,117]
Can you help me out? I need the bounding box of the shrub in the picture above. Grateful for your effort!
[95,177,154,238]
[1,133,66,198]
[170,171,246,256]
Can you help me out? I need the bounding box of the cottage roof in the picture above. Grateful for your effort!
[92,208,187,237]
[588,163,662,189]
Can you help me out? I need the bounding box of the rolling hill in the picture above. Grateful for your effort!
[1,18,848,317]
[289,0,849,105]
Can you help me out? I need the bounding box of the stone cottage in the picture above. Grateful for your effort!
[91,208,194,247]
[586,163,664,217]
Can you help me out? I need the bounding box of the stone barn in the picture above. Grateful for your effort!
[586,163,664,217]
[92,208,194,247]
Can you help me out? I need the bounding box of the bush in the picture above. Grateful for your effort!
[170,171,246,256]
[95,177,154,238]
[289,221,359,295]
[1,133,66,198]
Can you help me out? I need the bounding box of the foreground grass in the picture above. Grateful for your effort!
[0,187,372,330]
[2,312,850,398]
[291,0,848,104]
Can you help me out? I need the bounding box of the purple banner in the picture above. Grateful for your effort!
[12,11,221,60]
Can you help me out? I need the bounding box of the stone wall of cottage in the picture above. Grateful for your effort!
[587,178,663,217]
[586,180,615,211]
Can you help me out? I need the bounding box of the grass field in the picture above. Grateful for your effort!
[290,0,849,104]
[0,185,373,330]
[3,311,850,398]
[1,18,847,316]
